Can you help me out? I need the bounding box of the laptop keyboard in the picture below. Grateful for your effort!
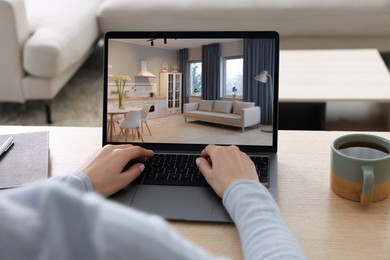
[128,153,269,188]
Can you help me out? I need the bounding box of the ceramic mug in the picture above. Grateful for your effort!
[330,134,390,206]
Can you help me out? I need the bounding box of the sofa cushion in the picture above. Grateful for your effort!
[186,111,241,126]
[198,100,214,112]
[23,0,104,77]
[213,101,233,114]
[233,101,255,115]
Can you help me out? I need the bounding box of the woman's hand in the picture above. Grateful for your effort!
[197,145,258,198]
[81,145,153,196]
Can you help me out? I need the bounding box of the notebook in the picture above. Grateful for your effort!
[0,131,49,189]
[103,31,279,222]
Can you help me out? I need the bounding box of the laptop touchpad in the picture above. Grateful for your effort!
[131,186,216,221]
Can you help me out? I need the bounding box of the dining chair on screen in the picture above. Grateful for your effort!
[141,104,152,136]
[116,110,144,142]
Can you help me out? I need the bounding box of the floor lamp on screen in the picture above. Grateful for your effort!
[255,70,273,133]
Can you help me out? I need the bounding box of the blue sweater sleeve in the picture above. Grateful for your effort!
[49,171,94,192]
[223,180,307,260]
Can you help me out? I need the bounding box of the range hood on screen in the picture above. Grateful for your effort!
[135,60,156,78]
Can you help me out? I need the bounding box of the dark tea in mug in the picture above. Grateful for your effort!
[337,141,389,160]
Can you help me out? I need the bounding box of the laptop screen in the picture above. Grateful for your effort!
[103,31,279,153]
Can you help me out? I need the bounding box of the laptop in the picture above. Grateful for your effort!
[103,31,279,222]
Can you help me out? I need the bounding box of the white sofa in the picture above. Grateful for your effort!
[97,0,390,51]
[184,100,261,132]
[1,0,390,123]
[0,0,103,123]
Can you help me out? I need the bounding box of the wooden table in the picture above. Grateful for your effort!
[1,125,390,259]
[107,106,142,141]
[278,49,390,130]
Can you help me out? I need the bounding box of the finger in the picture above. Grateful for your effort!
[122,146,154,161]
[227,145,240,152]
[196,157,213,178]
[103,144,133,152]
[120,163,144,183]
[200,144,217,158]
[130,146,154,157]
[112,144,134,149]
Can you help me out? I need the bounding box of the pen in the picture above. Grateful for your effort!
[0,137,14,157]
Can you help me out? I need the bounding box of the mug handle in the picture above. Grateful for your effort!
[360,165,375,206]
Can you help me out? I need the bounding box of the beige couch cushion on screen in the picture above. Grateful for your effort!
[198,100,214,111]
[233,101,255,115]
[213,101,233,113]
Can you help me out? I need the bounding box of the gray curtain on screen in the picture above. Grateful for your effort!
[178,48,189,112]
[201,43,220,100]
[243,38,275,125]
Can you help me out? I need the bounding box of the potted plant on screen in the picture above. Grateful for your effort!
[112,75,131,109]
[193,87,199,95]
[232,86,238,98]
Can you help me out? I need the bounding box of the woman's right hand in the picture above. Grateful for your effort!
[196,145,259,198]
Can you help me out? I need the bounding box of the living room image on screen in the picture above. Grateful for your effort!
[105,37,276,147]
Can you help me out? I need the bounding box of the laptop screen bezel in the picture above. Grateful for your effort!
[102,31,279,154]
